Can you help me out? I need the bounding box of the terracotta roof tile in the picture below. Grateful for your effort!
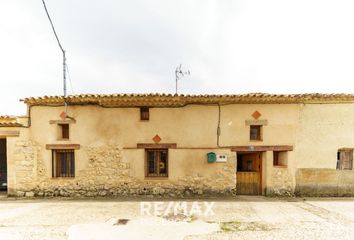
[0,116,22,127]
[21,93,354,107]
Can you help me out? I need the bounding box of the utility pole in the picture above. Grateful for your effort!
[42,0,68,112]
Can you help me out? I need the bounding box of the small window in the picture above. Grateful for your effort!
[52,149,75,177]
[337,150,353,170]
[140,107,149,121]
[58,124,69,139]
[250,125,262,141]
[145,149,168,177]
[273,151,288,167]
[273,151,279,166]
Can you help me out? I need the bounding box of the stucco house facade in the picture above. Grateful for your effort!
[0,93,354,197]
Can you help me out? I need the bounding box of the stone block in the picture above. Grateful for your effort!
[16,191,25,197]
[25,192,34,197]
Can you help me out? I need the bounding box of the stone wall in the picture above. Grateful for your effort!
[11,141,236,197]
[295,168,354,196]
[267,167,294,197]
[11,140,41,196]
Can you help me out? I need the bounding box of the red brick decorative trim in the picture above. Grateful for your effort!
[137,143,177,149]
[46,144,80,150]
[231,145,293,152]
[49,120,76,124]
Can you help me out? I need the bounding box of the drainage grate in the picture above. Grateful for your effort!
[115,219,130,225]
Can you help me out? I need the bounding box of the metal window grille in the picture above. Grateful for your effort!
[52,149,75,177]
[146,149,168,177]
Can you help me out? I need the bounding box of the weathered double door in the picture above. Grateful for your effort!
[236,153,262,195]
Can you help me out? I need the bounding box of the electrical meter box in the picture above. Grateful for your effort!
[216,154,228,162]
[207,152,216,163]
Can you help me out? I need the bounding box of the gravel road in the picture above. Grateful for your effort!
[0,194,353,239]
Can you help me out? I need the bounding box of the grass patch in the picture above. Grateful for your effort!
[218,221,274,232]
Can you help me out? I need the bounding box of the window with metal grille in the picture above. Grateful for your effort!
[140,107,149,121]
[145,149,168,177]
[52,149,75,177]
[337,150,353,170]
[250,125,262,141]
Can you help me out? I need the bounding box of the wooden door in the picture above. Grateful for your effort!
[0,139,7,190]
[338,150,353,170]
[236,153,262,195]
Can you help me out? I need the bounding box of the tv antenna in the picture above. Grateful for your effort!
[175,64,190,95]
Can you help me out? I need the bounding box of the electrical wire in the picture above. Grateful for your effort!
[41,0,72,114]
[217,104,221,147]
[41,0,64,54]
[66,63,74,95]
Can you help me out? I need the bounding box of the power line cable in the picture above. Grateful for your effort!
[41,0,70,112]
[41,0,64,53]
[66,63,74,95]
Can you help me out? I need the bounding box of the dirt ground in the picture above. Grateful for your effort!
[0,193,353,240]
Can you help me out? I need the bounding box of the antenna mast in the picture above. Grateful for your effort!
[41,0,68,112]
[175,64,190,95]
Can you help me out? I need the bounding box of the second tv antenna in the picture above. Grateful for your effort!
[175,64,190,95]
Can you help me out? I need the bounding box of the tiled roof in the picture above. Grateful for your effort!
[22,93,354,107]
[0,116,22,127]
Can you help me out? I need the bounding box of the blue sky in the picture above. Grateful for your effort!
[1,0,354,115]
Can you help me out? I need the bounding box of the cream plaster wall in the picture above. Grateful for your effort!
[28,104,300,148]
[3,102,354,197]
[295,104,354,169]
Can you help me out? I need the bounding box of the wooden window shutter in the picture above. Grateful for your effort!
[140,107,149,120]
